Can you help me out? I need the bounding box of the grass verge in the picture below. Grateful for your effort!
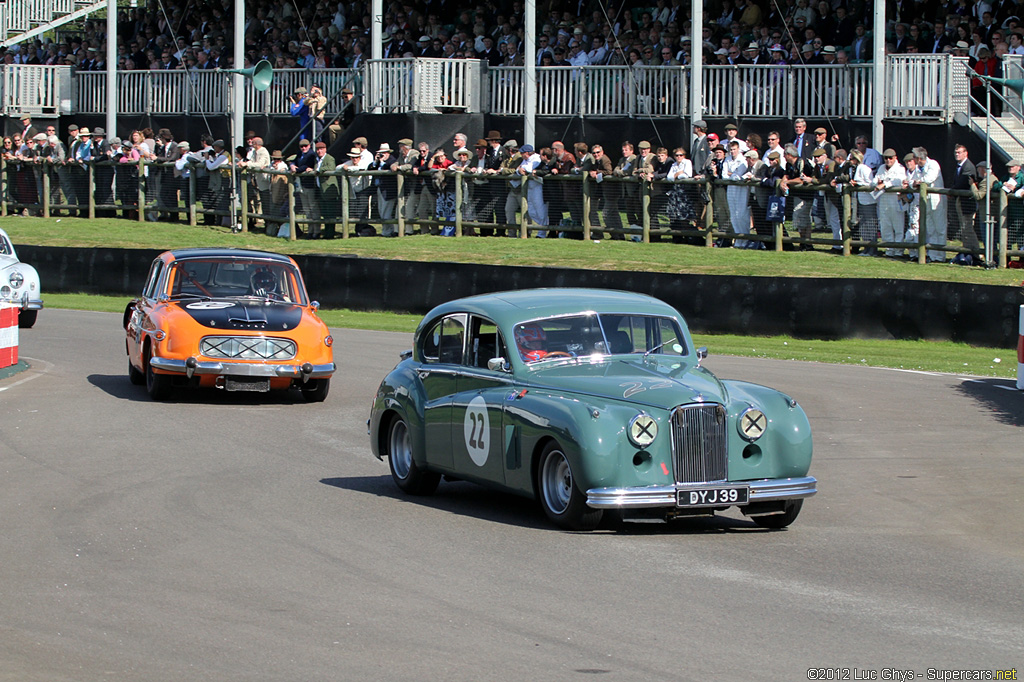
[5,215,1024,286]
[46,293,1019,379]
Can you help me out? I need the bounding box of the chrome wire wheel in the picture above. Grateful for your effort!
[540,447,573,515]
[389,418,413,480]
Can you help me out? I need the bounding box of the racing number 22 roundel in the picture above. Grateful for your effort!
[463,396,490,466]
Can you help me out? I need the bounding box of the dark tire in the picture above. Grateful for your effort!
[301,378,330,402]
[751,499,803,529]
[128,358,145,385]
[385,415,440,495]
[145,347,172,401]
[17,310,37,329]
[536,441,603,531]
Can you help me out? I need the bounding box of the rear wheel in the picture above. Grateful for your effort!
[751,499,803,529]
[301,378,330,402]
[145,347,172,401]
[17,310,37,328]
[536,441,602,531]
[386,415,440,495]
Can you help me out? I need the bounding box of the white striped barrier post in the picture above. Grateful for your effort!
[0,304,18,369]
[1018,305,1024,391]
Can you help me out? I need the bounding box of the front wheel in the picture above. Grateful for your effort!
[301,378,330,402]
[536,441,602,531]
[128,358,145,385]
[751,499,803,529]
[17,310,37,328]
[386,415,440,495]
[145,347,172,401]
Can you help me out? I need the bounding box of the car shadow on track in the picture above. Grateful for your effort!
[320,475,770,534]
[955,378,1024,427]
[87,373,319,405]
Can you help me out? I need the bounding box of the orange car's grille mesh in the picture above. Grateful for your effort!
[200,336,297,360]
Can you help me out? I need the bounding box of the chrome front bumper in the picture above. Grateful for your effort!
[150,356,335,379]
[586,476,817,509]
[1,294,43,310]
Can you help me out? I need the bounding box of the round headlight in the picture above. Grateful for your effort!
[0,285,10,298]
[738,407,767,442]
[9,271,23,289]
[628,413,658,448]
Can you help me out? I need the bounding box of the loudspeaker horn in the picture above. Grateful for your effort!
[978,74,1024,99]
[221,59,274,92]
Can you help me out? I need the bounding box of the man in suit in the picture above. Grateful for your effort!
[892,23,912,53]
[950,143,978,248]
[791,118,814,159]
[313,141,338,239]
[690,120,711,226]
[155,128,182,221]
[850,24,872,61]
[479,131,509,234]
[929,22,951,53]
[289,139,318,238]
[90,127,116,218]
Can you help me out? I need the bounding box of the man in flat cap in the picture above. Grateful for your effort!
[19,114,38,141]
[691,120,710,179]
[811,147,842,250]
[289,139,318,236]
[874,148,908,257]
[290,86,310,138]
[722,123,749,152]
[89,127,117,217]
[204,139,233,227]
[394,138,421,234]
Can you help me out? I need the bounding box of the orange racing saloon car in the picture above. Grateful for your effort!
[124,248,335,401]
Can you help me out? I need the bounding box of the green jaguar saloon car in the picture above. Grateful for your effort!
[368,288,816,531]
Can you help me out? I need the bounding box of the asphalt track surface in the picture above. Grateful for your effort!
[1,309,1022,682]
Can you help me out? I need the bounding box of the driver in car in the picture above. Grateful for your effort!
[515,323,549,362]
[251,268,278,298]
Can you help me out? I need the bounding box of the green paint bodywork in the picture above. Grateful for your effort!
[369,289,813,502]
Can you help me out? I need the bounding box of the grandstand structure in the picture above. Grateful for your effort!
[2,1,1024,163]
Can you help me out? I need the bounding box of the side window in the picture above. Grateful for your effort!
[468,316,506,369]
[420,314,466,364]
[656,317,686,355]
[143,260,165,299]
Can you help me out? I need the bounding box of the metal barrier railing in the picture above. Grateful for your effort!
[0,55,969,121]
[1,157,1020,266]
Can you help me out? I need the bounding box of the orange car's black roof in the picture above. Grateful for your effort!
[165,248,295,263]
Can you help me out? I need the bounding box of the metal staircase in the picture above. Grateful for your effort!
[971,114,1024,163]
[0,0,107,47]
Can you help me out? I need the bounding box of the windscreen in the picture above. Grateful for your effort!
[166,259,306,305]
[512,314,686,363]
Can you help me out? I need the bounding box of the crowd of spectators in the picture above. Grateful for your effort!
[4,112,1021,263]
[5,0,1024,75]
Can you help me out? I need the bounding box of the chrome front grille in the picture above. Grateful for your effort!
[200,336,297,361]
[670,404,728,484]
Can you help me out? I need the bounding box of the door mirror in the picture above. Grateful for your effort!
[487,357,511,373]
[696,346,708,363]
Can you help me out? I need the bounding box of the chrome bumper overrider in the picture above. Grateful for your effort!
[150,356,335,379]
[586,476,817,509]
